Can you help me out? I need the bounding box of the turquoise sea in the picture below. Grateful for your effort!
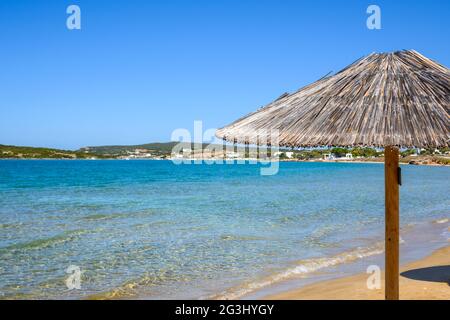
[0,160,449,299]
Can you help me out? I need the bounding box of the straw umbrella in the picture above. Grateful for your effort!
[216,50,450,300]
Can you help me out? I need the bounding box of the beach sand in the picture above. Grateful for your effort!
[265,245,450,300]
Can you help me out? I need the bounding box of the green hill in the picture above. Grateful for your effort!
[78,142,189,156]
[0,141,260,159]
[0,144,100,159]
[77,141,256,157]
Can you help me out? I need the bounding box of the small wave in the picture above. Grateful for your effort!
[88,271,182,300]
[133,220,171,229]
[89,281,140,300]
[220,235,267,241]
[209,242,384,300]
[0,229,88,252]
[0,223,23,230]
[80,213,123,221]
[433,218,449,224]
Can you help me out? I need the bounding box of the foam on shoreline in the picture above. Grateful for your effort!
[210,218,449,300]
[208,241,385,300]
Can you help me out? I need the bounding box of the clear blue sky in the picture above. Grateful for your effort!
[0,0,449,149]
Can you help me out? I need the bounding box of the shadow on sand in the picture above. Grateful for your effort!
[401,265,450,286]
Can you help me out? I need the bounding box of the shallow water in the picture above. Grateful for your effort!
[0,160,448,299]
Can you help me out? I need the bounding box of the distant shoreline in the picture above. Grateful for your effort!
[1,157,449,166]
[2,143,449,165]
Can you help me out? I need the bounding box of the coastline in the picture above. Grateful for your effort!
[264,244,450,300]
[1,158,448,167]
[226,218,450,300]
[92,219,449,300]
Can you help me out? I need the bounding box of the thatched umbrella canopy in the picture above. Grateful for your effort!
[216,50,449,148]
[216,50,449,300]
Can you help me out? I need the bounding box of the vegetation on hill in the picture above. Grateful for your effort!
[0,145,103,159]
[78,142,262,157]
[78,142,180,156]
[1,142,448,165]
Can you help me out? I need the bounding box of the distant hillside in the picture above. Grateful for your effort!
[0,144,100,159]
[2,143,448,164]
[78,142,189,156]
[78,141,256,156]
[0,142,268,159]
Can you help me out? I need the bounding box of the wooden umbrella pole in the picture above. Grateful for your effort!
[384,146,400,300]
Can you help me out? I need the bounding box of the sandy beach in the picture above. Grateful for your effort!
[265,245,450,300]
